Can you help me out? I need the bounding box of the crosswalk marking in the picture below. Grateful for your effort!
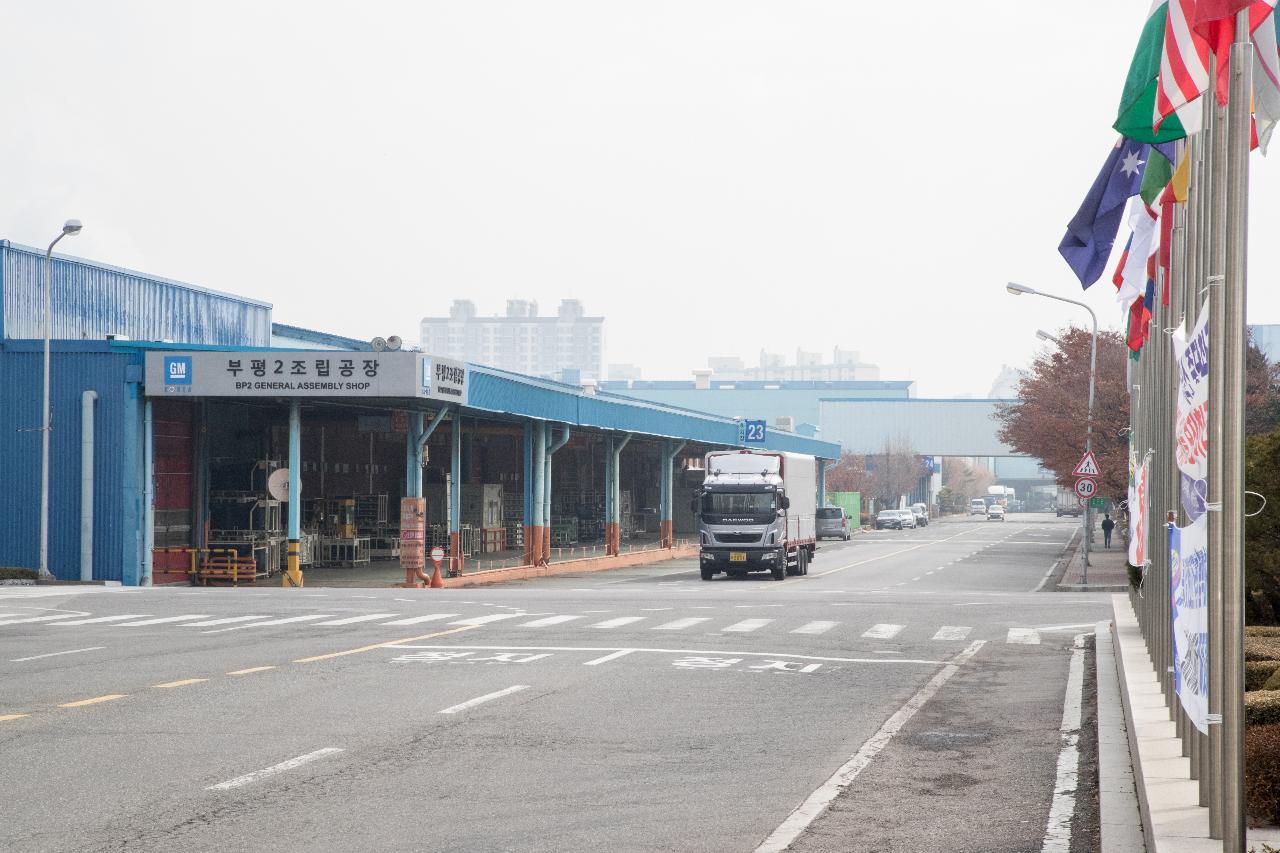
[113,615,210,627]
[722,619,773,633]
[932,626,973,641]
[315,613,400,626]
[381,613,458,626]
[652,617,711,631]
[209,615,337,632]
[792,621,839,635]
[519,615,584,628]
[592,617,646,629]
[50,614,151,626]
[182,615,271,627]
[1007,628,1041,645]
[450,613,527,626]
[0,614,88,626]
[862,624,905,639]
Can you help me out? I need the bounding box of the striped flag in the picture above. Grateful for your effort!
[1155,0,1211,132]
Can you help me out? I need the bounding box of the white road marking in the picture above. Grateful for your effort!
[792,621,839,635]
[49,614,150,626]
[438,685,529,715]
[652,617,711,631]
[113,615,210,627]
[207,748,345,791]
[1041,635,1087,852]
[9,646,105,662]
[449,613,527,626]
[519,615,583,628]
[592,616,646,629]
[315,613,400,626]
[752,641,986,853]
[182,615,271,627]
[204,615,336,633]
[583,649,636,666]
[1007,628,1042,645]
[0,613,90,626]
[1034,623,1099,632]
[387,644,944,665]
[932,626,973,641]
[862,624,904,639]
[811,528,981,577]
[381,613,459,626]
[722,619,772,633]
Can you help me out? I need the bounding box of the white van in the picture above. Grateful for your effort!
[970,499,987,515]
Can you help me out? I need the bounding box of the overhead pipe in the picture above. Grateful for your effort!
[80,390,98,581]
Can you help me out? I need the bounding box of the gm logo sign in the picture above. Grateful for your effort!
[164,356,192,385]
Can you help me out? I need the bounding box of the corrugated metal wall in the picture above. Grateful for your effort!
[820,398,1019,457]
[0,343,143,581]
[0,241,270,346]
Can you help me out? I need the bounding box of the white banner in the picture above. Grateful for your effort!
[1170,514,1209,734]
[1129,457,1149,568]
[1173,304,1209,518]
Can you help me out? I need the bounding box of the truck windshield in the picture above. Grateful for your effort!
[702,492,776,515]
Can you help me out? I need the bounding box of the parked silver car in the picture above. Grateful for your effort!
[816,506,851,540]
[910,503,930,527]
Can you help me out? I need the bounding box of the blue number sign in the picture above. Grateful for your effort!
[739,419,767,444]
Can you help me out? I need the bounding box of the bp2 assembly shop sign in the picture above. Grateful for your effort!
[145,351,468,403]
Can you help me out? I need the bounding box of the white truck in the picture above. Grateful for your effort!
[696,449,817,581]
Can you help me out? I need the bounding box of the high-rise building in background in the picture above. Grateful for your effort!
[419,299,604,382]
[700,347,880,382]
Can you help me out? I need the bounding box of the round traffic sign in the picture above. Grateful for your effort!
[430,546,445,564]
[1074,477,1098,499]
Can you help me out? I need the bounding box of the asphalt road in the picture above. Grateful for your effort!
[0,513,1109,853]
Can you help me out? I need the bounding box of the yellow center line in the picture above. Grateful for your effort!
[227,665,277,676]
[0,713,31,722]
[154,678,208,689]
[292,624,480,663]
[59,694,127,709]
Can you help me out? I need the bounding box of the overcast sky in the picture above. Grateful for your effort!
[4,2,1277,397]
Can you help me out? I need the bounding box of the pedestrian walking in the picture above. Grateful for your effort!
[1101,513,1115,549]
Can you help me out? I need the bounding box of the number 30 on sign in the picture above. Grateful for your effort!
[1074,477,1098,499]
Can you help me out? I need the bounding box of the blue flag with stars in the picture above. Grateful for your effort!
[1058,137,1150,289]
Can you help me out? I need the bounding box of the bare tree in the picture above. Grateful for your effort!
[941,458,993,502]
[866,436,922,507]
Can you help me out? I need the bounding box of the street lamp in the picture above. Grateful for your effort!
[1006,281,1098,580]
[1036,329,1063,345]
[38,220,83,580]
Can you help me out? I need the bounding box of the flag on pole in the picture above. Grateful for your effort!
[1192,0,1277,104]
[1254,11,1280,153]
[1059,138,1150,288]
[1155,0,1212,132]
[1116,2,1204,141]
[1117,199,1159,307]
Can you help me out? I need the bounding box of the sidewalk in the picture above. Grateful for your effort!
[1058,529,1131,592]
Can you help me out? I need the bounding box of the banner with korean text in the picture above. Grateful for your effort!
[1129,457,1149,569]
[1170,515,1209,734]
[1173,304,1209,519]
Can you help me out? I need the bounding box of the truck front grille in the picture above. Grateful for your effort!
[716,533,761,544]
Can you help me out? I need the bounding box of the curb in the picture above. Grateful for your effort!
[435,545,699,588]
[1096,619,1146,851]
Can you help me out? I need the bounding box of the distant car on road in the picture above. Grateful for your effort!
[1055,502,1082,518]
[874,510,902,530]
[910,503,929,527]
[970,498,988,515]
[896,509,918,529]
[987,504,1006,522]
[817,506,851,540]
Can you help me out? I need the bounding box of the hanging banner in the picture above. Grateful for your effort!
[1170,515,1209,734]
[1128,457,1149,568]
[1173,304,1209,518]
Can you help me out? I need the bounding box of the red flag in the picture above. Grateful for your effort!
[1192,1,1277,104]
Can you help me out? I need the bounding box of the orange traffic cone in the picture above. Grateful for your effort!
[430,558,444,589]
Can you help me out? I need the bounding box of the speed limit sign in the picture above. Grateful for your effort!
[1074,477,1098,499]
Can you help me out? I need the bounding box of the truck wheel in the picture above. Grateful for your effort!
[798,548,809,576]
[771,560,786,581]
[701,566,714,581]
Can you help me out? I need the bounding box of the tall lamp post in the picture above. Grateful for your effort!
[1007,282,1098,582]
[38,220,83,580]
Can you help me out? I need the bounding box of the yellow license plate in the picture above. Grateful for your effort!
[729,552,747,562]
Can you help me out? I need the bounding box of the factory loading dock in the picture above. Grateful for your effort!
[0,340,837,587]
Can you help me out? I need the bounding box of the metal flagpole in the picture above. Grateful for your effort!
[1221,12,1253,850]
